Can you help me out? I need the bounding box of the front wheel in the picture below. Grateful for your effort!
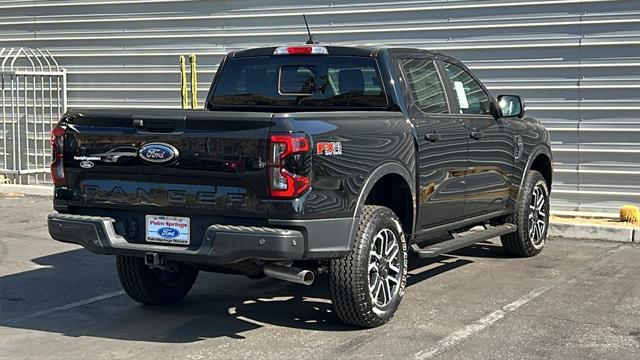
[116,256,199,305]
[501,170,550,257]
[328,205,408,328]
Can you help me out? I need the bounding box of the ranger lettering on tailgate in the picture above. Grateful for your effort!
[80,182,248,209]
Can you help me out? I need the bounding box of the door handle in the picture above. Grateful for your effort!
[470,130,484,140]
[425,132,442,142]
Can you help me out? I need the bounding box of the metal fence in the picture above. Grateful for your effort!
[0,47,67,184]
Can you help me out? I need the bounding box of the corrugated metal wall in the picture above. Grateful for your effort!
[1,0,639,213]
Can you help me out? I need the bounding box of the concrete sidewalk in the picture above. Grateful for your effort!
[549,222,639,243]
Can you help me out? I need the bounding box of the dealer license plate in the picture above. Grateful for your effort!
[145,215,190,245]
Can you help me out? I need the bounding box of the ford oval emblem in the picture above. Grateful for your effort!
[156,227,180,239]
[138,143,179,165]
[79,160,94,169]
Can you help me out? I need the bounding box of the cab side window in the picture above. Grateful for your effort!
[442,62,491,115]
[401,59,448,113]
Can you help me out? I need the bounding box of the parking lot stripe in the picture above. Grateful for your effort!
[414,243,625,359]
[414,277,564,359]
[5,290,125,325]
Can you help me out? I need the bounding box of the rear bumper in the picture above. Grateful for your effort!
[48,213,356,265]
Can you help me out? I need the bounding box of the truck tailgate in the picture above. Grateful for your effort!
[63,109,272,219]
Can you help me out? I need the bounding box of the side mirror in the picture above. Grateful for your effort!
[497,95,525,118]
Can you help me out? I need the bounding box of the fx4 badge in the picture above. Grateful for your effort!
[316,141,342,156]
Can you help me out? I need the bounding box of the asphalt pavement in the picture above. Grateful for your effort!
[1,195,639,359]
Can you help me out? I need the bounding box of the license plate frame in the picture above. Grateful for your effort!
[145,215,190,245]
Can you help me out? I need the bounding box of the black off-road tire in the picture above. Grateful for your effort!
[328,205,408,328]
[116,256,199,305]
[501,170,550,257]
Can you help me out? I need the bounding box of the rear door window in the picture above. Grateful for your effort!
[401,59,448,114]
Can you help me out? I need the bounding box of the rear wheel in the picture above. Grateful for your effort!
[116,256,199,305]
[328,205,408,328]
[501,170,550,257]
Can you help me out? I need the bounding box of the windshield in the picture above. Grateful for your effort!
[209,55,388,110]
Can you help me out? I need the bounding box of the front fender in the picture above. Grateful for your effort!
[517,144,553,199]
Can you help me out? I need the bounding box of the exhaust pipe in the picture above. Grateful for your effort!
[263,264,315,286]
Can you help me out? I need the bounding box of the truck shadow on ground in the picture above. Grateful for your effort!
[0,242,506,342]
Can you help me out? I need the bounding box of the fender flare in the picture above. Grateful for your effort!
[518,144,553,199]
[353,161,417,232]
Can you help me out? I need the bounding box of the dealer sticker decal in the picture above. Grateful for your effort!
[316,141,342,156]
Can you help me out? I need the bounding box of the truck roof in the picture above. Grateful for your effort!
[228,45,462,64]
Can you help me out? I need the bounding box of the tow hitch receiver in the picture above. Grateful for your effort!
[144,252,163,267]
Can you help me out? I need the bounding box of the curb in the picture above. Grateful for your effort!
[0,184,53,197]
[1,185,638,243]
[548,222,639,243]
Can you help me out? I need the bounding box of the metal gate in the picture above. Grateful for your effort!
[0,47,66,185]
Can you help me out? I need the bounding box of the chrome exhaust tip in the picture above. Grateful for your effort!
[263,263,315,286]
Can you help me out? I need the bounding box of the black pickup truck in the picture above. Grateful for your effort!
[48,45,552,328]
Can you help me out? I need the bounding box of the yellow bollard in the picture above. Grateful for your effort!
[190,54,198,109]
[179,55,188,109]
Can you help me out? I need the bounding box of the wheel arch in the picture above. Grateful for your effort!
[354,162,416,237]
[519,145,553,199]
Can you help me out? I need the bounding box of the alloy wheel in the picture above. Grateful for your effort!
[528,183,548,248]
[368,228,402,308]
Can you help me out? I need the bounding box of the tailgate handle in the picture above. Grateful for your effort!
[134,119,176,133]
[132,115,185,133]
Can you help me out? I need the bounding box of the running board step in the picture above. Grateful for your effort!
[411,223,517,258]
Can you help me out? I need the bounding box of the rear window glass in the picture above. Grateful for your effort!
[279,65,316,95]
[210,56,388,109]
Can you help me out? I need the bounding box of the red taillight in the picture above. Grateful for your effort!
[268,133,311,199]
[50,126,66,186]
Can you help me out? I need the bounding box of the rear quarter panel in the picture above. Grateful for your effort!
[269,111,415,219]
